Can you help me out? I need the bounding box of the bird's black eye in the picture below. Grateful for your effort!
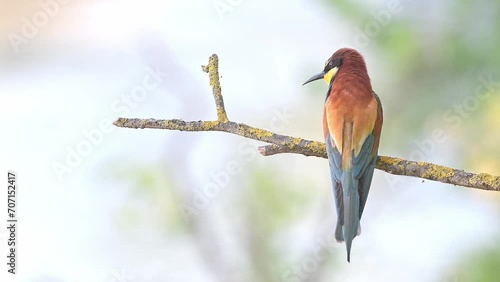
[331,58,342,68]
[325,58,342,71]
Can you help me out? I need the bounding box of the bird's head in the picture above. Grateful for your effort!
[303,48,368,86]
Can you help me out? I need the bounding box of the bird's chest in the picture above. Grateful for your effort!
[323,89,377,155]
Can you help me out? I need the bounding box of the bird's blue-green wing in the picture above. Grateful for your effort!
[353,134,376,219]
[325,133,344,242]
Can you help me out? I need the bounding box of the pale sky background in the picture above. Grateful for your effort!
[0,0,499,282]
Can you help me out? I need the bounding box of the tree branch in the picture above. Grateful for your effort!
[114,54,500,192]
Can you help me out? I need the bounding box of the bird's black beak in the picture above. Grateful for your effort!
[302,71,325,85]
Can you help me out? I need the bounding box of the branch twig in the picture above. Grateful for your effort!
[202,54,228,122]
[114,54,500,192]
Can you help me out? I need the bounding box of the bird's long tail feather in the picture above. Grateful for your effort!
[342,168,360,262]
[341,121,360,263]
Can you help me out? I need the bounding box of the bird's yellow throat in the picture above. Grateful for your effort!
[324,67,338,85]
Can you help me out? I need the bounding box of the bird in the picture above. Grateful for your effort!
[303,48,383,262]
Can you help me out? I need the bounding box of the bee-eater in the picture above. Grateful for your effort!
[303,48,383,262]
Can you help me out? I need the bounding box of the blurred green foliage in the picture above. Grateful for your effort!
[110,161,189,235]
[447,241,500,282]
